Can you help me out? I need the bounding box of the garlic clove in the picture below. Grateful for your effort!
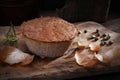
[74,50,98,67]
[89,41,101,52]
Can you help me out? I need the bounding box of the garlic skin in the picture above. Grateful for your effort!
[94,53,103,62]
[5,48,29,65]
[0,46,34,65]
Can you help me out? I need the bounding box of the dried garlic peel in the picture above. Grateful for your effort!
[0,46,34,66]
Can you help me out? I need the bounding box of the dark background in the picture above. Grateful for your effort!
[0,0,120,26]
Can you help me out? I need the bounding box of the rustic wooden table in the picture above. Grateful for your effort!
[0,18,120,80]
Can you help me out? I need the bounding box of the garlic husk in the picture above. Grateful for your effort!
[0,46,34,65]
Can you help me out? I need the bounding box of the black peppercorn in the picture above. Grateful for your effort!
[84,30,87,33]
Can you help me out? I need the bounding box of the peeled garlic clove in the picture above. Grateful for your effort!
[76,34,90,49]
[89,41,101,52]
[0,46,34,65]
[78,41,90,49]
[74,51,83,65]
[74,50,98,67]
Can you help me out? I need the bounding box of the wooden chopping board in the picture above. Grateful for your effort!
[0,21,120,80]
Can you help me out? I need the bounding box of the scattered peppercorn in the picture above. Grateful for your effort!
[101,34,106,38]
[100,41,106,46]
[83,29,113,47]
[78,31,81,35]
[92,37,98,42]
[106,41,113,46]
[96,29,99,33]
[102,34,111,41]
[84,30,87,33]
[87,36,93,40]
[95,33,100,37]
[92,29,99,34]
